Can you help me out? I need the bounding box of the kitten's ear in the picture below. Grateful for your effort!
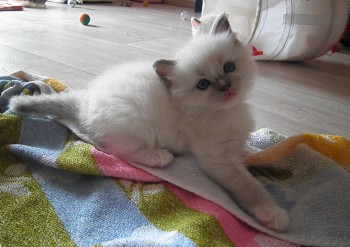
[153,59,177,88]
[210,13,232,35]
[191,17,201,30]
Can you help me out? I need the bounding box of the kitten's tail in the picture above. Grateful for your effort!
[9,92,79,120]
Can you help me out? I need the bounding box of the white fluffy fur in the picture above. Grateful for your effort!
[9,14,289,231]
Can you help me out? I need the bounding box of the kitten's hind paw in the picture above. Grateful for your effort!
[133,149,174,168]
[152,149,174,168]
[252,205,290,231]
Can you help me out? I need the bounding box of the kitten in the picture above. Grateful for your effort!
[9,14,289,231]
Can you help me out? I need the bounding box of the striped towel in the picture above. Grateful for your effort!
[1,71,349,247]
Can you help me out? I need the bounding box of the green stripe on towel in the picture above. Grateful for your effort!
[0,114,22,146]
[117,180,233,247]
[0,150,75,246]
[57,140,102,176]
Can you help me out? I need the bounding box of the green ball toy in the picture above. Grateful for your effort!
[80,13,90,26]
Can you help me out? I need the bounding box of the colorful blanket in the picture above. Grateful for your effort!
[1,71,350,247]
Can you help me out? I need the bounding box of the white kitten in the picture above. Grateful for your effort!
[9,14,289,231]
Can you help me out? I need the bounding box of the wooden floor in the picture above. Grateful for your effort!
[1,1,349,139]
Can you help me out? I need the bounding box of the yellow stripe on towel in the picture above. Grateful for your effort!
[245,133,350,168]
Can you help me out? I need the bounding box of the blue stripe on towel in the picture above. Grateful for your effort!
[10,145,62,168]
[18,117,68,151]
[30,164,196,247]
[9,117,68,168]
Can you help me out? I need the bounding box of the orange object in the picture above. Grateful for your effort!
[251,46,263,56]
[79,13,90,26]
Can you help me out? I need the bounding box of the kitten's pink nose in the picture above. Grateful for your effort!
[218,79,232,91]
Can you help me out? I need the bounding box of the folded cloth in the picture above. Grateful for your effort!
[1,71,349,247]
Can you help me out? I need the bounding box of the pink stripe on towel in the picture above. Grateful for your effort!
[91,147,162,182]
[165,183,261,247]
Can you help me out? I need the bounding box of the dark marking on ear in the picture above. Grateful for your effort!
[153,59,177,88]
[210,13,232,35]
[191,17,201,30]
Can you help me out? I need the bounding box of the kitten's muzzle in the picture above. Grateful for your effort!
[216,79,232,92]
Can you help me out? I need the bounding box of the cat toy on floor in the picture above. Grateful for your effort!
[79,13,90,25]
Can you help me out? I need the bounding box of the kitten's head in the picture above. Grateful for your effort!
[153,13,256,111]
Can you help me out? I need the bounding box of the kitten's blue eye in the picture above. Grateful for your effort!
[196,79,210,90]
[223,62,236,73]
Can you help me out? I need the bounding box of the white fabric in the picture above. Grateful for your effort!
[203,0,348,61]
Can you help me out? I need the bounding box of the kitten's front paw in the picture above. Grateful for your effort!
[252,205,290,231]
